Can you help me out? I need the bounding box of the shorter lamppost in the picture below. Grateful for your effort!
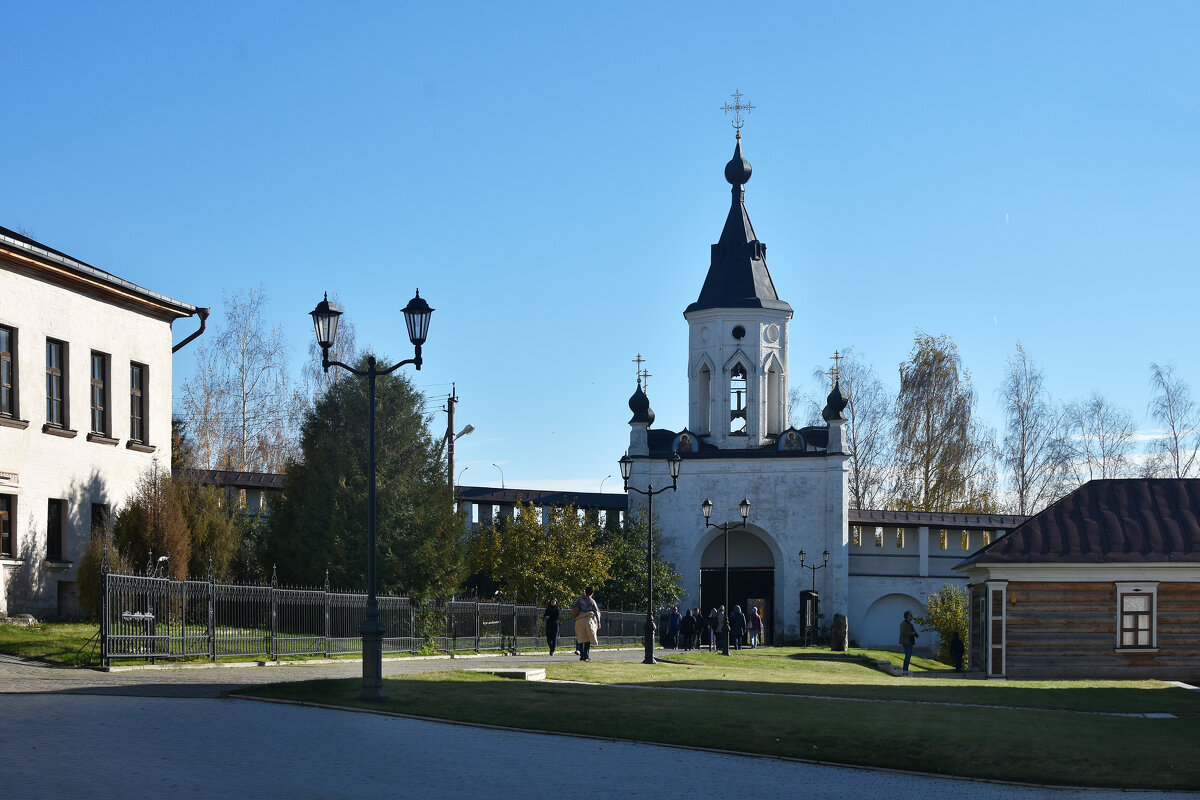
[701,497,751,655]
[799,548,830,644]
[310,288,433,702]
[619,450,682,665]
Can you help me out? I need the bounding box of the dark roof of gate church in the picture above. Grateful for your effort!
[958,479,1200,566]
[685,136,792,315]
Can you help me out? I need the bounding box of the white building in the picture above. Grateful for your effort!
[0,226,203,618]
[622,136,1023,647]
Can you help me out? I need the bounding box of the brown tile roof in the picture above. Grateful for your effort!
[960,479,1200,565]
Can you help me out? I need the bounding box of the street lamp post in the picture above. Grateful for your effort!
[310,289,433,703]
[701,497,751,656]
[799,548,831,643]
[492,463,505,489]
[619,451,682,665]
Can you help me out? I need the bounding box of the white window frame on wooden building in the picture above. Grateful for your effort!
[985,579,1007,678]
[1114,581,1158,652]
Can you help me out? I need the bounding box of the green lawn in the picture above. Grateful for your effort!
[0,622,100,666]
[240,649,1200,791]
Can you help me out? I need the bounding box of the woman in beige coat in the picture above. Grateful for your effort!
[572,585,601,661]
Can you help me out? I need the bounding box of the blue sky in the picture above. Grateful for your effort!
[4,3,1199,492]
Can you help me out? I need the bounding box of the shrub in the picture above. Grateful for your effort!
[916,583,968,664]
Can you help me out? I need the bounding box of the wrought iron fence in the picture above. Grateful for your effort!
[100,569,646,664]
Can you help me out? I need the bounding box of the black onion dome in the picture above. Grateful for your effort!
[822,381,848,422]
[629,382,655,426]
[724,136,753,185]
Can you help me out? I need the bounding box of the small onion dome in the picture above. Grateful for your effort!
[724,135,753,186]
[822,381,849,422]
[629,381,655,426]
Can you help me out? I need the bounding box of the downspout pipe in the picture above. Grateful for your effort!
[172,307,211,353]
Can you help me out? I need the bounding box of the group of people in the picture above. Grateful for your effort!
[542,587,601,661]
[543,592,767,660]
[664,604,765,651]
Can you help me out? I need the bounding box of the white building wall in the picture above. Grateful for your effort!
[626,450,848,642]
[0,266,177,618]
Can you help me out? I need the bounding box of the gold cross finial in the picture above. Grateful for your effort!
[829,350,843,386]
[721,90,755,132]
[633,353,645,385]
[639,367,652,392]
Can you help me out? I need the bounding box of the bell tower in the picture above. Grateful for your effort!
[684,127,793,450]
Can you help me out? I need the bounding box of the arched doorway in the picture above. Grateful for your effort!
[861,593,925,650]
[699,528,776,645]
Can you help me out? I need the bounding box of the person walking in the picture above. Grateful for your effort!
[748,606,763,648]
[708,607,719,651]
[668,606,682,649]
[729,605,747,651]
[543,598,560,656]
[680,607,696,650]
[899,611,919,675]
[572,586,601,662]
[716,606,728,653]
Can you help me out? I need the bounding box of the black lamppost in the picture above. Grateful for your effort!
[799,548,830,643]
[310,289,433,702]
[701,497,751,656]
[619,450,682,665]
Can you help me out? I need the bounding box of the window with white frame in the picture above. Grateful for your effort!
[1115,582,1158,650]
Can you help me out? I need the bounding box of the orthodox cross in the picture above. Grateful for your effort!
[721,90,755,132]
[829,350,843,386]
[633,353,645,385]
[640,367,652,391]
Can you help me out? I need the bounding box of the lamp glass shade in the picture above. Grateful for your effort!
[618,453,633,481]
[739,497,751,520]
[402,290,434,346]
[701,498,714,520]
[667,451,682,480]
[799,549,807,562]
[310,293,342,350]
[822,549,831,562]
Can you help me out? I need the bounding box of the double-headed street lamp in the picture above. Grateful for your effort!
[619,450,682,665]
[310,289,433,703]
[799,548,831,643]
[701,497,751,656]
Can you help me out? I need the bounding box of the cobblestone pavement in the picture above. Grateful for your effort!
[1,652,1193,799]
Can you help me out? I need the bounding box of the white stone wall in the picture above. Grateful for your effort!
[626,449,848,642]
[0,265,177,618]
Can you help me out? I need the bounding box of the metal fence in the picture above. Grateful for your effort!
[100,570,646,664]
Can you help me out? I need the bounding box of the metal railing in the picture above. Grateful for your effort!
[100,569,646,664]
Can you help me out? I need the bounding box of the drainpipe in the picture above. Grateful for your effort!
[172,307,210,353]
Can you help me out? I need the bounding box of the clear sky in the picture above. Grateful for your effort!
[4,2,1199,493]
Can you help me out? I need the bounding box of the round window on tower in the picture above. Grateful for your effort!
[732,325,746,340]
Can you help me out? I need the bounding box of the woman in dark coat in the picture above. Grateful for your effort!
[543,598,560,655]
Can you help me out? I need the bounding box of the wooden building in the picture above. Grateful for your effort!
[956,479,1200,680]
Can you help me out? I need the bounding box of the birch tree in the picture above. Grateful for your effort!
[999,343,1066,514]
[893,332,997,513]
[1146,362,1199,478]
[180,286,306,472]
[1061,391,1135,484]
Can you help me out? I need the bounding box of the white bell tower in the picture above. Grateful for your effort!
[684,132,793,450]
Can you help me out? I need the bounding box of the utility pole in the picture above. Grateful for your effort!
[445,384,458,489]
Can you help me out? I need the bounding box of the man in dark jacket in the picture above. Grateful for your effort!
[680,608,696,650]
[729,605,747,651]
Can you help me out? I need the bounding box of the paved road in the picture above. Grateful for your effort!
[1,651,1193,799]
